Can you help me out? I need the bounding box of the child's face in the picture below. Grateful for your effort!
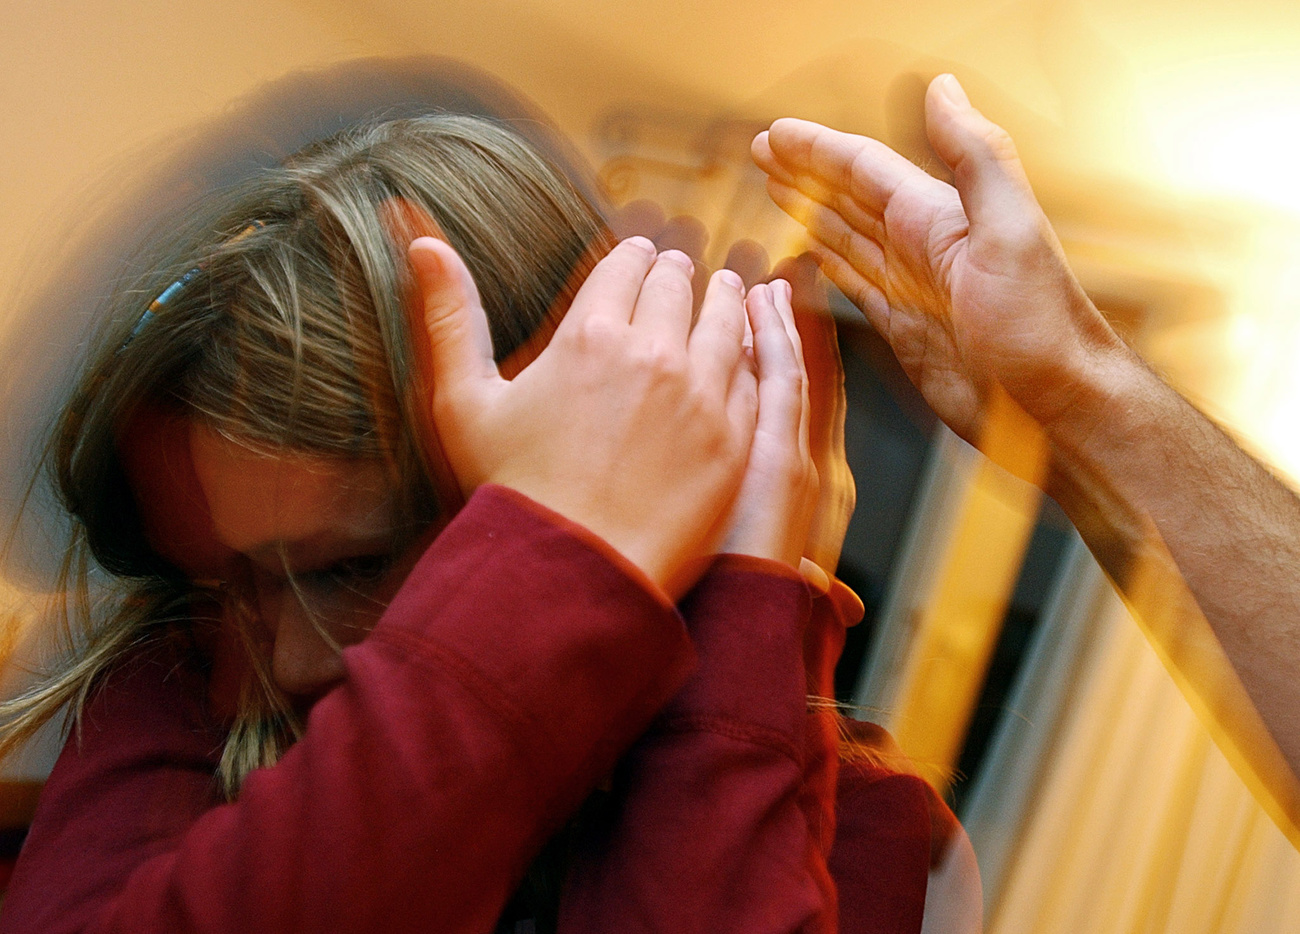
[188,423,423,703]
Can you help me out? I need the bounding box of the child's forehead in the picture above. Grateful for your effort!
[187,423,396,560]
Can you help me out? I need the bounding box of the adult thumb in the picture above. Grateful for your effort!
[924,74,1040,232]
[408,237,499,392]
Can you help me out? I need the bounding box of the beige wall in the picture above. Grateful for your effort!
[5,0,1300,422]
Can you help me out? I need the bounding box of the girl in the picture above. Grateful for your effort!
[0,111,945,932]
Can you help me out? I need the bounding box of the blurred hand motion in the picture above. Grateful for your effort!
[755,73,1300,843]
[751,73,1127,449]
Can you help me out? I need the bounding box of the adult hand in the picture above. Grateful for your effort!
[756,74,1300,826]
[408,236,757,599]
[751,74,1128,448]
[718,278,817,570]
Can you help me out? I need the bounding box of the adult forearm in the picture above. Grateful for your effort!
[1043,341,1300,773]
[751,72,1300,789]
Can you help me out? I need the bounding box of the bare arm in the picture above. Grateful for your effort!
[752,75,1300,790]
[1046,341,1300,778]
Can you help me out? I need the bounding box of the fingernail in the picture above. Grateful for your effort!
[938,73,970,108]
[622,236,656,254]
[660,249,694,272]
[774,278,792,303]
[408,236,443,261]
[717,269,744,292]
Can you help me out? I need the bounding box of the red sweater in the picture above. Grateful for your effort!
[0,486,948,933]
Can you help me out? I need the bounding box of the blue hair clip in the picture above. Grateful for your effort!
[120,221,265,351]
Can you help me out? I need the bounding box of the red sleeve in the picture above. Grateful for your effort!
[558,556,832,933]
[0,485,694,934]
[829,718,962,934]
[830,763,931,934]
[799,577,863,933]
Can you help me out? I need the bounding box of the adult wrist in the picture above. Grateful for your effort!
[1025,302,1146,467]
[1038,338,1172,578]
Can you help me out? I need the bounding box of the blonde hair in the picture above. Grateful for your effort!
[2,114,611,796]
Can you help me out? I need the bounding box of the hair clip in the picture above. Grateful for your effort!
[120,221,266,351]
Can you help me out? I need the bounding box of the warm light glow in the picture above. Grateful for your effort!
[1176,224,1300,485]
[1237,232,1300,482]
[1133,61,1300,484]
[1142,63,1300,217]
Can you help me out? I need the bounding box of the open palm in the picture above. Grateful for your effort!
[752,75,1119,447]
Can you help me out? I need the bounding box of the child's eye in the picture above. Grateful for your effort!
[330,554,393,585]
[298,554,394,591]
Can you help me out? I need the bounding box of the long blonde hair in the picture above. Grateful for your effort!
[2,114,611,796]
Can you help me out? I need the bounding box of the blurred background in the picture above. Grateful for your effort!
[5,0,1300,929]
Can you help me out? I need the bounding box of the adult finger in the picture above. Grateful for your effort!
[765,166,886,244]
[408,237,499,389]
[630,249,696,342]
[924,74,1040,236]
[755,129,847,213]
[762,118,927,215]
[808,246,892,339]
[751,129,793,185]
[766,180,887,289]
[688,268,748,386]
[562,236,658,329]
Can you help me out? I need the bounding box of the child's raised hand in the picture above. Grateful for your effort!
[717,279,817,572]
[408,235,758,599]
